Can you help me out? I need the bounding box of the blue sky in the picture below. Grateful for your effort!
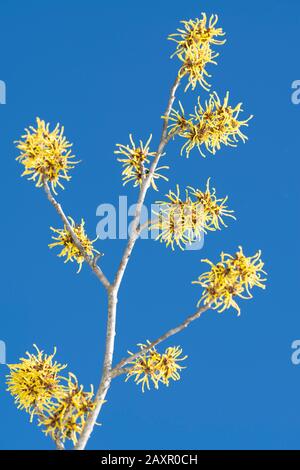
[0,0,300,450]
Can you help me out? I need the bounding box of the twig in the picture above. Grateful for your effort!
[111,303,211,377]
[43,181,110,291]
[74,290,117,450]
[55,438,65,450]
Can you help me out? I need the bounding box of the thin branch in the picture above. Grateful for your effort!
[74,290,117,450]
[111,303,211,376]
[43,181,110,290]
[55,438,65,450]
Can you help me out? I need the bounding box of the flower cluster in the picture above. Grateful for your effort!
[168,92,252,157]
[16,118,78,193]
[126,343,187,392]
[178,44,218,92]
[49,217,99,273]
[40,373,95,445]
[169,13,226,54]
[189,179,235,230]
[115,134,168,191]
[193,247,266,315]
[150,180,234,250]
[6,345,66,419]
[7,346,96,446]
[169,13,226,91]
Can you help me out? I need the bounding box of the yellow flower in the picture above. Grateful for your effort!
[178,43,218,92]
[155,347,187,386]
[167,101,194,135]
[40,373,96,446]
[125,342,187,392]
[188,178,235,231]
[115,134,168,191]
[151,185,198,250]
[125,345,161,392]
[169,13,226,57]
[169,13,225,92]
[172,92,252,157]
[16,118,78,193]
[225,246,267,295]
[49,217,99,273]
[193,247,266,316]
[150,181,234,250]
[6,345,66,419]
[7,345,96,446]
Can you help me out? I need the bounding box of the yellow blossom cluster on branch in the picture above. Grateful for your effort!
[6,346,66,419]
[150,180,235,250]
[193,247,266,315]
[169,13,226,91]
[189,179,235,230]
[40,373,95,445]
[115,134,169,190]
[168,92,252,157]
[49,217,99,273]
[16,118,78,193]
[6,346,96,446]
[126,343,187,392]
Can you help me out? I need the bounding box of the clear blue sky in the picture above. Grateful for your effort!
[0,0,299,450]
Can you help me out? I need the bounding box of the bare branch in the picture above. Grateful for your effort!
[111,303,211,376]
[43,181,110,290]
[74,290,117,450]
[55,438,65,450]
